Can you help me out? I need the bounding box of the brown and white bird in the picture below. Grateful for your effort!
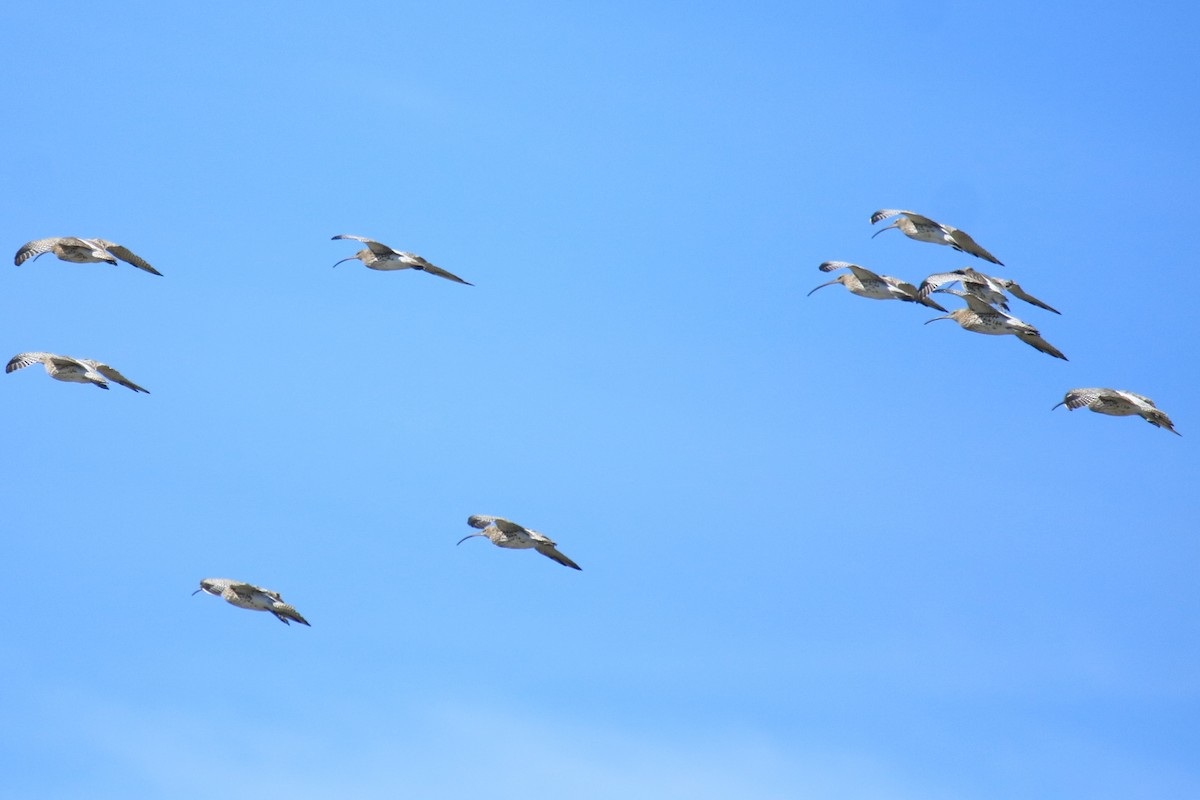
[918,268,1060,314]
[331,234,472,285]
[1053,388,1180,435]
[808,261,947,311]
[6,352,149,392]
[457,515,581,570]
[15,237,161,275]
[193,578,311,625]
[870,210,1003,266]
[924,293,1067,360]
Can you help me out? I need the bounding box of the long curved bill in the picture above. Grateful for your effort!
[923,315,952,325]
[807,280,840,296]
[870,221,899,239]
[456,533,484,546]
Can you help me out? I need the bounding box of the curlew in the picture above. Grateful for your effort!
[924,292,1067,360]
[870,210,1003,265]
[809,261,948,311]
[15,237,161,275]
[1053,388,1180,435]
[457,515,581,570]
[193,578,311,625]
[6,352,149,392]
[919,268,1060,314]
[331,234,472,285]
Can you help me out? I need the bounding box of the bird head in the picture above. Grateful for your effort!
[193,578,220,596]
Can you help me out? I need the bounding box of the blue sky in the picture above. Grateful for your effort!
[3,1,1198,797]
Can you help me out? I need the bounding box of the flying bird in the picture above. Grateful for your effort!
[870,210,1003,266]
[808,261,947,311]
[193,578,311,625]
[331,234,472,285]
[15,237,161,275]
[457,515,581,570]
[924,293,1067,360]
[1053,388,1180,435]
[919,268,1060,314]
[6,352,149,392]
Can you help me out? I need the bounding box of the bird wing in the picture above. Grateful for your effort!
[1114,390,1157,408]
[6,352,56,373]
[1057,388,1105,410]
[14,238,66,266]
[888,278,947,311]
[533,541,582,570]
[842,264,885,283]
[956,282,1009,311]
[870,209,926,225]
[272,604,310,626]
[409,256,473,285]
[818,260,861,273]
[1002,282,1060,314]
[917,270,970,298]
[79,360,150,393]
[225,582,259,601]
[946,228,1003,265]
[92,241,162,276]
[1144,409,1181,435]
[491,517,528,535]
[1016,332,1067,360]
[961,293,1003,315]
[332,234,397,256]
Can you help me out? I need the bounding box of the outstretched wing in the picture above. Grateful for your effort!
[92,240,162,276]
[1143,409,1181,435]
[1115,390,1157,408]
[332,234,398,256]
[820,261,884,283]
[886,277,947,311]
[1003,281,1060,314]
[870,209,930,226]
[946,228,1003,266]
[533,542,582,570]
[1016,332,1067,360]
[410,256,473,285]
[7,352,54,373]
[491,517,528,535]
[271,604,311,626]
[818,260,863,273]
[80,360,150,393]
[960,293,1005,315]
[14,238,65,266]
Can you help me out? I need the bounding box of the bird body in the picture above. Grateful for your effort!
[870,209,1003,265]
[331,234,472,285]
[193,578,311,625]
[457,515,581,570]
[924,293,1067,360]
[15,237,161,275]
[809,261,947,311]
[6,352,149,392]
[1053,388,1179,434]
